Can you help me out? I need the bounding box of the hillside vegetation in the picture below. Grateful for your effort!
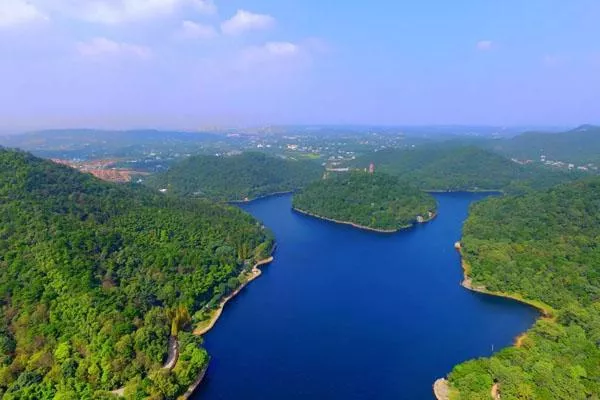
[146,152,323,201]
[0,149,273,399]
[448,178,600,399]
[489,125,600,165]
[292,172,436,231]
[354,145,583,194]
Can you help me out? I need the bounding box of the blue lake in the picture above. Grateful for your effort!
[193,193,538,399]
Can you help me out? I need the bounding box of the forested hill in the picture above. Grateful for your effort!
[353,145,583,194]
[292,172,437,232]
[448,177,600,399]
[145,152,323,201]
[0,149,273,399]
[489,124,600,165]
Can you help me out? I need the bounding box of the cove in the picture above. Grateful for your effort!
[192,193,538,399]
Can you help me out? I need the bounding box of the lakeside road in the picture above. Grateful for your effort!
[194,256,275,336]
[109,256,274,398]
[163,336,179,370]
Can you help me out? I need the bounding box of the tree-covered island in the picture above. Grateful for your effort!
[292,171,437,232]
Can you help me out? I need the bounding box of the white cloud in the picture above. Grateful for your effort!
[44,0,216,24]
[476,40,493,51]
[237,41,305,71]
[178,20,217,39]
[221,9,274,36]
[263,42,299,56]
[77,37,151,58]
[0,0,48,27]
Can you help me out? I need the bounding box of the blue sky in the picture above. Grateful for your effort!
[1,0,599,130]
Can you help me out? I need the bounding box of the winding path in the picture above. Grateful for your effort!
[110,336,179,397]
[163,336,179,370]
[194,256,274,336]
[110,256,274,398]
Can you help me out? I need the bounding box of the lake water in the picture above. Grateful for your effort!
[193,193,538,399]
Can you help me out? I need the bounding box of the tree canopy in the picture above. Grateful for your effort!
[448,177,600,399]
[292,171,437,231]
[489,124,600,165]
[353,145,583,194]
[0,149,273,399]
[145,152,323,201]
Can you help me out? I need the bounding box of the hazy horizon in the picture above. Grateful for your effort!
[0,123,584,137]
[1,1,599,130]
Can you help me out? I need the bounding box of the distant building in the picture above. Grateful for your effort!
[326,168,350,172]
[369,162,375,174]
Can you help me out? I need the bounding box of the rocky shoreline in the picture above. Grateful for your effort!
[229,191,293,204]
[184,256,274,398]
[194,256,275,336]
[293,207,424,233]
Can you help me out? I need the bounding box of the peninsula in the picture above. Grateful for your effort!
[438,178,600,399]
[0,149,275,399]
[145,152,323,201]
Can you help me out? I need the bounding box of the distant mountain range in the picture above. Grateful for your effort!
[353,145,585,194]
[3,125,599,167]
[486,125,600,164]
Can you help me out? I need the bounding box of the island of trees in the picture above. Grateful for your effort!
[292,171,437,232]
[145,152,323,202]
[445,178,600,399]
[0,149,274,399]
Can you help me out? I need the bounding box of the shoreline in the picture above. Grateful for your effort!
[425,189,504,194]
[293,207,436,233]
[229,191,294,204]
[433,378,451,400]
[433,243,553,400]
[110,255,275,399]
[182,363,209,399]
[458,250,554,317]
[193,256,275,336]
[183,255,274,398]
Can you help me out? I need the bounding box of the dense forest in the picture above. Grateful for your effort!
[447,178,600,399]
[0,149,274,399]
[488,125,600,165]
[145,152,323,201]
[292,171,437,231]
[354,145,583,194]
